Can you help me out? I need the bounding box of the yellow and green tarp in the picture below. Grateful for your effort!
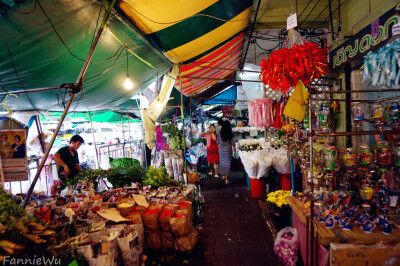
[118,0,254,96]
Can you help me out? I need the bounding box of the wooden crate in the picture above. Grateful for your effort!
[331,225,400,245]
[330,243,400,266]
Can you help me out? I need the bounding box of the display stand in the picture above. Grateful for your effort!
[294,85,400,265]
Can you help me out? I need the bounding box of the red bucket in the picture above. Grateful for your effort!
[279,173,292,191]
[249,178,266,198]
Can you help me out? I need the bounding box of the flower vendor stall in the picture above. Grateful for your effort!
[0,163,203,265]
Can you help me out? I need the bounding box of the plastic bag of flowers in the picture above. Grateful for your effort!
[273,227,299,266]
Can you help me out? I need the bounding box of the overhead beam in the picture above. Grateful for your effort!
[255,21,330,29]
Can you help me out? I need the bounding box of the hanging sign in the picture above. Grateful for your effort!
[330,3,400,69]
[222,107,233,119]
[0,129,28,182]
[287,13,298,30]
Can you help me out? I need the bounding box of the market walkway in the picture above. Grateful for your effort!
[192,171,281,266]
[144,171,281,266]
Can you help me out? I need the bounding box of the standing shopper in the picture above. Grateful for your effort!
[200,125,219,177]
[218,120,236,184]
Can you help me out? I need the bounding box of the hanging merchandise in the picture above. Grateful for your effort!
[370,102,386,131]
[282,80,309,122]
[273,99,284,129]
[192,106,207,124]
[389,101,400,129]
[156,126,164,151]
[248,98,274,128]
[318,101,330,128]
[260,39,329,93]
[363,38,400,87]
[352,103,365,128]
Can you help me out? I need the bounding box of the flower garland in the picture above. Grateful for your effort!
[260,41,329,93]
[364,38,400,87]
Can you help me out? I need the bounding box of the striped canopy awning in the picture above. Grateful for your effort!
[118,0,254,96]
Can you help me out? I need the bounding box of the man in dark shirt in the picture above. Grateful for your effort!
[12,135,26,158]
[53,135,84,186]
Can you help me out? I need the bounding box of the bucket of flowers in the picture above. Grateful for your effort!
[267,190,292,230]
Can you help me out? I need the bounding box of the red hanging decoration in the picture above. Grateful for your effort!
[260,41,329,93]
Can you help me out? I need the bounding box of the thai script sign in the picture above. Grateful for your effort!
[330,3,400,69]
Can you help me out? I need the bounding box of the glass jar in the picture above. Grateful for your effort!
[359,144,373,166]
[377,142,392,166]
[352,104,365,128]
[389,102,400,120]
[319,101,330,127]
[360,184,374,201]
[325,146,337,171]
[342,148,357,167]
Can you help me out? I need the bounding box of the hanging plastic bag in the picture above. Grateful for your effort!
[274,227,299,266]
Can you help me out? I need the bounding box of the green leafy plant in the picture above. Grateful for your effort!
[66,169,109,187]
[106,165,146,188]
[143,166,178,188]
[162,122,184,149]
[109,157,140,168]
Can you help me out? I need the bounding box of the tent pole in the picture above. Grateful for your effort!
[121,114,126,157]
[34,115,46,154]
[88,112,100,169]
[179,64,188,184]
[127,113,132,149]
[135,98,147,169]
[22,94,77,208]
[184,64,260,73]
[0,86,59,96]
[22,0,117,208]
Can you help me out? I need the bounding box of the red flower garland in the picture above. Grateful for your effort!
[260,41,329,93]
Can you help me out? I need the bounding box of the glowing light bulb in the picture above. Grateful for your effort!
[124,74,133,90]
[156,101,162,109]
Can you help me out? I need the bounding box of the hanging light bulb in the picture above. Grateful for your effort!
[123,48,133,90]
[124,74,133,90]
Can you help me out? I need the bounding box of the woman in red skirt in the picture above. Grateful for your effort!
[200,125,219,177]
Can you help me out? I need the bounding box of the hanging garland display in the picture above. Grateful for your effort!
[363,38,400,87]
[260,41,329,93]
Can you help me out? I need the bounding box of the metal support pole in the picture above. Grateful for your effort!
[308,94,314,266]
[328,0,335,42]
[135,98,147,169]
[34,115,46,154]
[179,65,188,183]
[22,0,117,208]
[290,157,294,195]
[88,112,100,168]
[239,0,262,69]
